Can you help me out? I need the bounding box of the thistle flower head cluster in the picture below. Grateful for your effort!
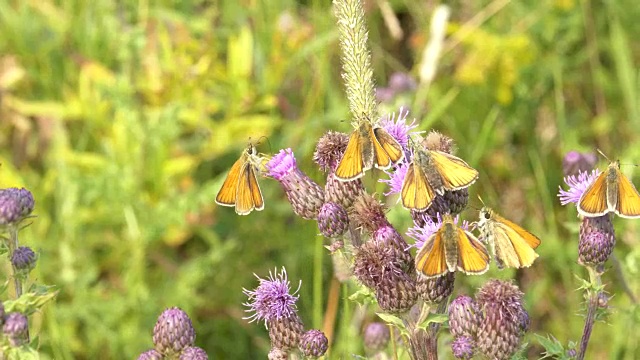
[243,267,328,357]
[557,158,616,265]
[450,279,529,360]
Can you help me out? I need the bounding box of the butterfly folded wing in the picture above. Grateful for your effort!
[456,229,489,275]
[235,163,259,215]
[401,163,436,211]
[429,151,479,190]
[372,127,404,169]
[615,169,640,218]
[415,230,449,278]
[493,221,539,268]
[335,130,365,181]
[215,156,245,207]
[577,172,609,217]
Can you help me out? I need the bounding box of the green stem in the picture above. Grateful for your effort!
[7,224,23,298]
[577,265,601,360]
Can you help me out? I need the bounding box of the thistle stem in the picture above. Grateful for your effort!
[577,265,601,360]
[7,224,23,298]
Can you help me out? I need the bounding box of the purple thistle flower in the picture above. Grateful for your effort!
[266,148,298,181]
[558,170,600,205]
[3,312,28,347]
[380,107,419,150]
[407,215,441,249]
[243,267,300,326]
[381,158,410,196]
[451,335,475,359]
[266,148,325,219]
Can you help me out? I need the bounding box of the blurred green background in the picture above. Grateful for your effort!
[1,0,639,358]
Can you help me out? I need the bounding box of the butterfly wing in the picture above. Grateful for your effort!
[235,162,262,215]
[577,171,609,217]
[415,229,449,278]
[401,163,436,211]
[614,168,640,218]
[492,217,540,268]
[215,155,245,207]
[429,151,479,190]
[248,164,264,212]
[372,127,404,169]
[335,129,365,181]
[456,228,489,275]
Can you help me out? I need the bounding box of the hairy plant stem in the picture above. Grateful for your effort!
[577,265,602,360]
[404,301,444,360]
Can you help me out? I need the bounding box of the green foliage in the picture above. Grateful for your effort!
[0,0,639,358]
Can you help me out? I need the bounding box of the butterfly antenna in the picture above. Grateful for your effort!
[596,148,611,162]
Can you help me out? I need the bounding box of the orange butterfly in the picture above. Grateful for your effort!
[334,118,404,181]
[578,160,640,218]
[415,214,489,278]
[401,147,478,211]
[215,144,265,215]
[477,207,541,269]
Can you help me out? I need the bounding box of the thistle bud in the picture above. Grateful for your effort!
[266,148,325,220]
[363,322,390,353]
[376,272,418,313]
[417,271,455,304]
[448,295,481,338]
[325,172,364,209]
[351,193,391,233]
[373,225,413,270]
[268,315,304,351]
[11,246,37,272]
[424,189,469,218]
[268,347,288,360]
[578,215,615,266]
[3,312,28,347]
[137,349,163,360]
[153,307,196,356]
[317,202,349,238]
[298,329,328,358]
[475,280,528,360]
[179,346,208,360]
[0,188,35,226]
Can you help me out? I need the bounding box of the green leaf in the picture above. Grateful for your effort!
[416,313,449,331]
[376,313,405,329]
[348,287,376,305]
[535,334,573,359]
[4,285,59,315]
